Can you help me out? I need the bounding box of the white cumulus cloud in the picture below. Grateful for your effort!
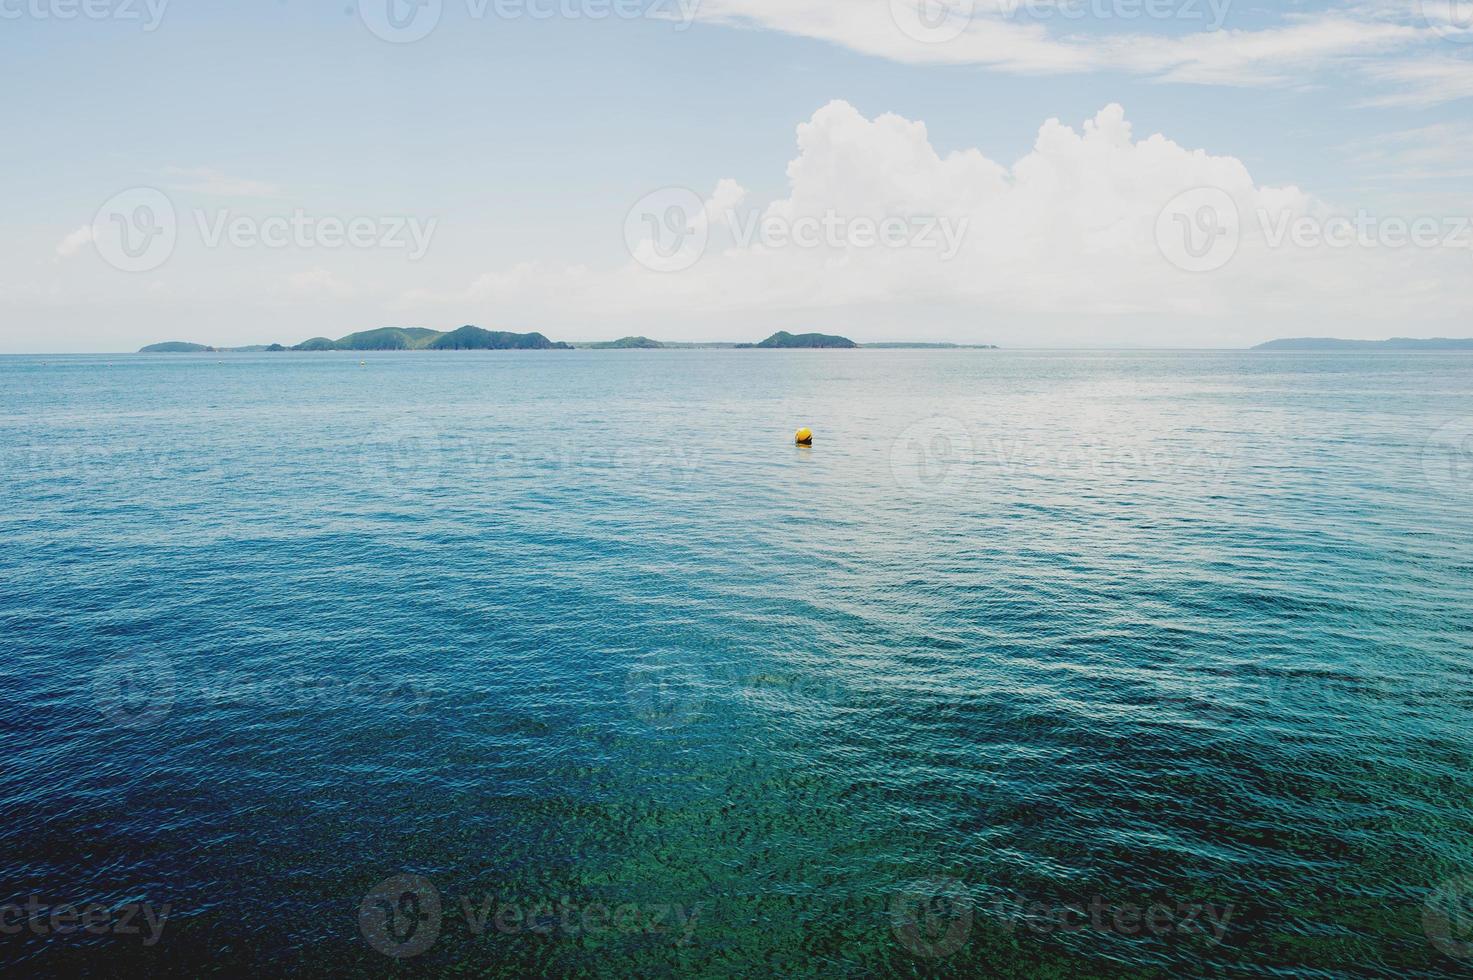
[413,100,1473,345]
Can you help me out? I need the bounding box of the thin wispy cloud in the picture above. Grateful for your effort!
[163,166,282,198]
[689,0,1440,98]
[1358,55,1473,107]
[1345,122,1473,180]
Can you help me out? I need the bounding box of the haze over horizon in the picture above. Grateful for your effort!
[6,1,1473,353]
[123,329,1473,356]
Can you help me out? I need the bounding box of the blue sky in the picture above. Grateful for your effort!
[5,0,1472,350]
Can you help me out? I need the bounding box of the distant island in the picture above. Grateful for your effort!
[578,332,862,350]
[1253,337,1473,351]
[568,339,747,349]
[736,332,858,349]
[143,326,571,353]
[141,328,1001,353]
[572,336,667,349]
[140,341,218,353]
[862,342,999,349]
[297,326,571,351]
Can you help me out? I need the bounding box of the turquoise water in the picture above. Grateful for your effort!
[2,350,1471,976]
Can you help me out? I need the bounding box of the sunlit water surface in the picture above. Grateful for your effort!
[2,350,1471,976]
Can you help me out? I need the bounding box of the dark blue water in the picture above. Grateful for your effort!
[2,350,1471,976]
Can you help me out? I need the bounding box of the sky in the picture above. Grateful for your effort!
[3,0,1472,351]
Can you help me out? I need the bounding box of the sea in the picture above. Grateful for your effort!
[1,349,1470,976]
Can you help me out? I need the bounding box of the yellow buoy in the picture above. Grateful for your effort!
[795,427,813,446]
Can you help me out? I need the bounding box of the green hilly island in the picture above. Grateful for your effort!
[571,333,861,349]
[572,336,667,349]
[306,326,571,351]
[143,326,572,353]
[139,341,219,353]
[426,326,572,350]
[140,327,1006,352]
[737,331,858,349]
